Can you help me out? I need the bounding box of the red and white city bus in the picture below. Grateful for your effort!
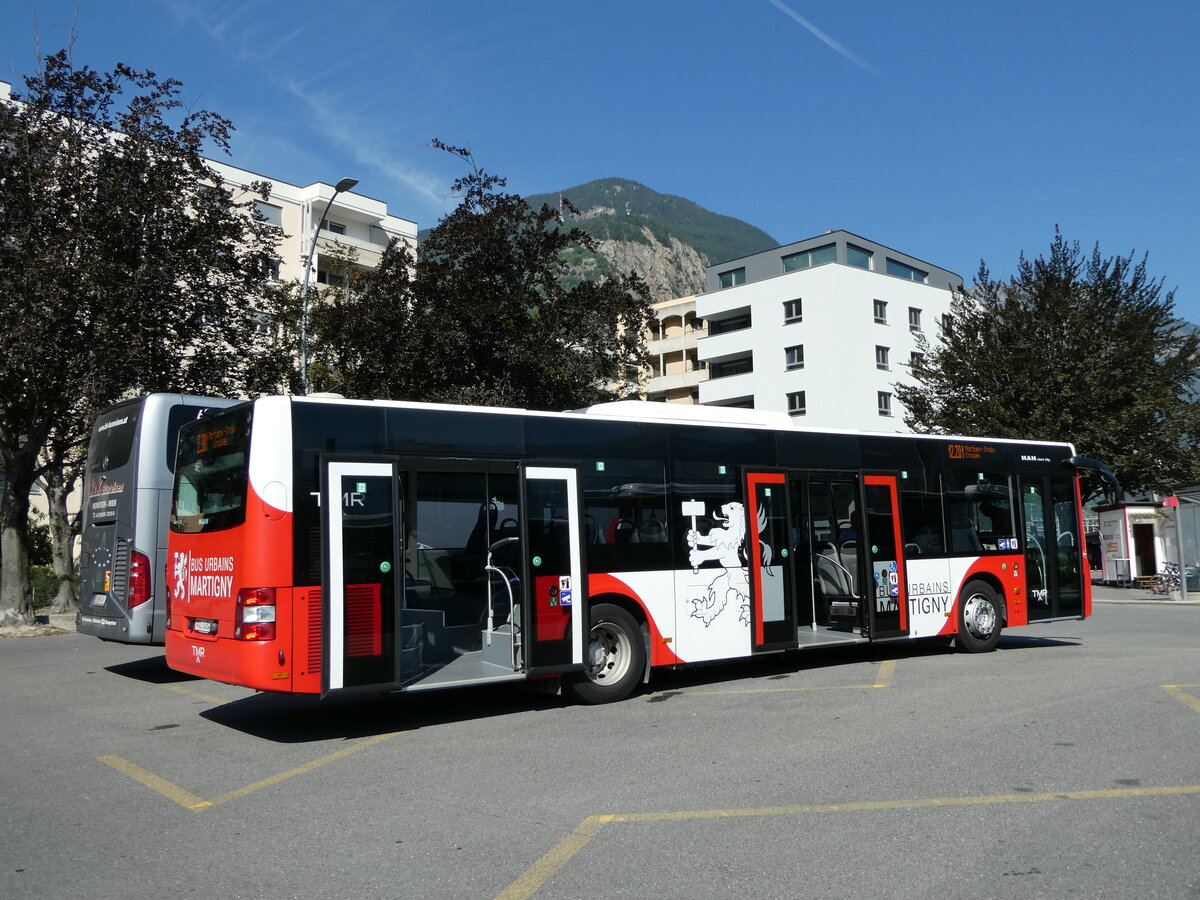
[164,396,1116,703]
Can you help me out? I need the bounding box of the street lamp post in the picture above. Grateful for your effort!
[299,176,358,395]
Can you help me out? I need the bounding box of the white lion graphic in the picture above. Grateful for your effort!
[686,501,751,627]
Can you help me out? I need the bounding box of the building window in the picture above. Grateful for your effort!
[782,243,836,274]
[875,346,890,370]
[910,351,925,370]
[787,391,806,417]
[322,220,346,235]
[886,258,928,283]
[718,267,746,289]
[708,312,751,335]
[873,299,888,324]
[878,391,893,417]
[785,345,804,370]
[250,311,271,336]
[253,201,283,229]
[941,313,953,332]
[908,307,922,332]
[259,258,281,281]
[783,299,803,323]
[710,355,753,379]
[847,244,873,270]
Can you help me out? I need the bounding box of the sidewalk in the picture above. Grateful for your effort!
[1091,579,1200,605]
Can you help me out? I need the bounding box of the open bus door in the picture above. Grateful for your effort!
[519,465,587,676]
[744,471,798,651]
[862,474,908,639]
[321,459,402,696]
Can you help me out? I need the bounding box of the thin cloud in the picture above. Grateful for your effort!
[284,80,449,210]
[765,0,878,75]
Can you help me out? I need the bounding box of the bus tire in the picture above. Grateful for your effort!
[566,603,645,704]
[955,580,1002,653]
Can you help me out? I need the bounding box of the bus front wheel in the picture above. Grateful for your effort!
[955,581,1002,653]
[566,603,645,704]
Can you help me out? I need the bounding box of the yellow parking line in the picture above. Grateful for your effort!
[162,683,236,705]
[686,659,895,696]
[497,784,1200,899]
[206,731,402,807]
[98,756,212,811]
[494,815,613,900]
[1162,684,1200,714]
[874,658,896,688]
[99,730,404,812]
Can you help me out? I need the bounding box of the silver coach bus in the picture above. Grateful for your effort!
[77,393,237,644]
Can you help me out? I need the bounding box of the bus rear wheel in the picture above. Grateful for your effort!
[955,581,1002,653]
[565,603,645,704]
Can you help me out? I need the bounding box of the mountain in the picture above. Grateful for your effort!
[525,179,778,302]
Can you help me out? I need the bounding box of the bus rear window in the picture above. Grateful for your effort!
[89,405,142,474]
[171,408,251,534]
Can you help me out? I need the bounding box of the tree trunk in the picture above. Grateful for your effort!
[43,465,79,614]
[0,451,36,627]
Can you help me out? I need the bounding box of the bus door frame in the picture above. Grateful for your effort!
[519,464,587,676]
[861,473,909,640]
[743,469,799,652]
[319,457,403,697]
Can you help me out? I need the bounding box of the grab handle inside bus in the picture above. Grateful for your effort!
[1067,456,1121,504]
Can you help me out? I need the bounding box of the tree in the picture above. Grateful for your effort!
[0,50,291,626]
[311,142,653,410]
[895,230,1200,499]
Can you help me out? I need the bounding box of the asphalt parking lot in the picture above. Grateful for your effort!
[2,597,1198,899]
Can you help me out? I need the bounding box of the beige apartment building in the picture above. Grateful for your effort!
[644,294,708,403]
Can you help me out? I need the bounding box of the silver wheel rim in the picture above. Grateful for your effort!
[585,620,632,684]
[962,593,997,640]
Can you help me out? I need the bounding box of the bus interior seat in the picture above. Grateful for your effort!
[636,518,667,543]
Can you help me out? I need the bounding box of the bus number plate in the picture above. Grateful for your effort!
[90,593,107,608]
[192,618,218,636]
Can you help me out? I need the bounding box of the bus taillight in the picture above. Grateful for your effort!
[128,550,151,609]
[235,587,277,641]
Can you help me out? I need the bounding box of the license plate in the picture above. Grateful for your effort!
[192,618,218,635]
[90,593,107,608]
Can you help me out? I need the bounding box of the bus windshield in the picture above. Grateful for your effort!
[170,407,251,534]
[88,404,141,475]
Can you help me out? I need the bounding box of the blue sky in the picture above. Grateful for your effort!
[4,1,1199,320]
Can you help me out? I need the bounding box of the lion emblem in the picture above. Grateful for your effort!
[686,501,752,627]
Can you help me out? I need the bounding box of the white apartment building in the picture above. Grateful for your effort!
[696,230,962,432]
[209,160,417,287]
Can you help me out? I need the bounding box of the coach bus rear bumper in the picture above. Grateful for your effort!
[165,631,294,692]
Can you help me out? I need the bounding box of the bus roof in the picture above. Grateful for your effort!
[282,394,1076,453]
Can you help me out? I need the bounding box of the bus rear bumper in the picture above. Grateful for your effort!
[165,632,298,692]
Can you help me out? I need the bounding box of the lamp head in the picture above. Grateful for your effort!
[334,177,358,193]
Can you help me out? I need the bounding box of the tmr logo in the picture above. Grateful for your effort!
[191,644,206,663]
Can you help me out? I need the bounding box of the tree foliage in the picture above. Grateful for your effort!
[0,50,291,625]
[311,142,653,411]
[895,230,1200,499]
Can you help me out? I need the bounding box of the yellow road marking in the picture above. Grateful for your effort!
[99,731,404,811]
[1162,684,1200,714]
[874,658,896,688]
[206,732,401,806]
[494,815,613,900]
[497,785,1200,899]
[162,683,236,705]
[686,659,895,696]
[98,756,213,811]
